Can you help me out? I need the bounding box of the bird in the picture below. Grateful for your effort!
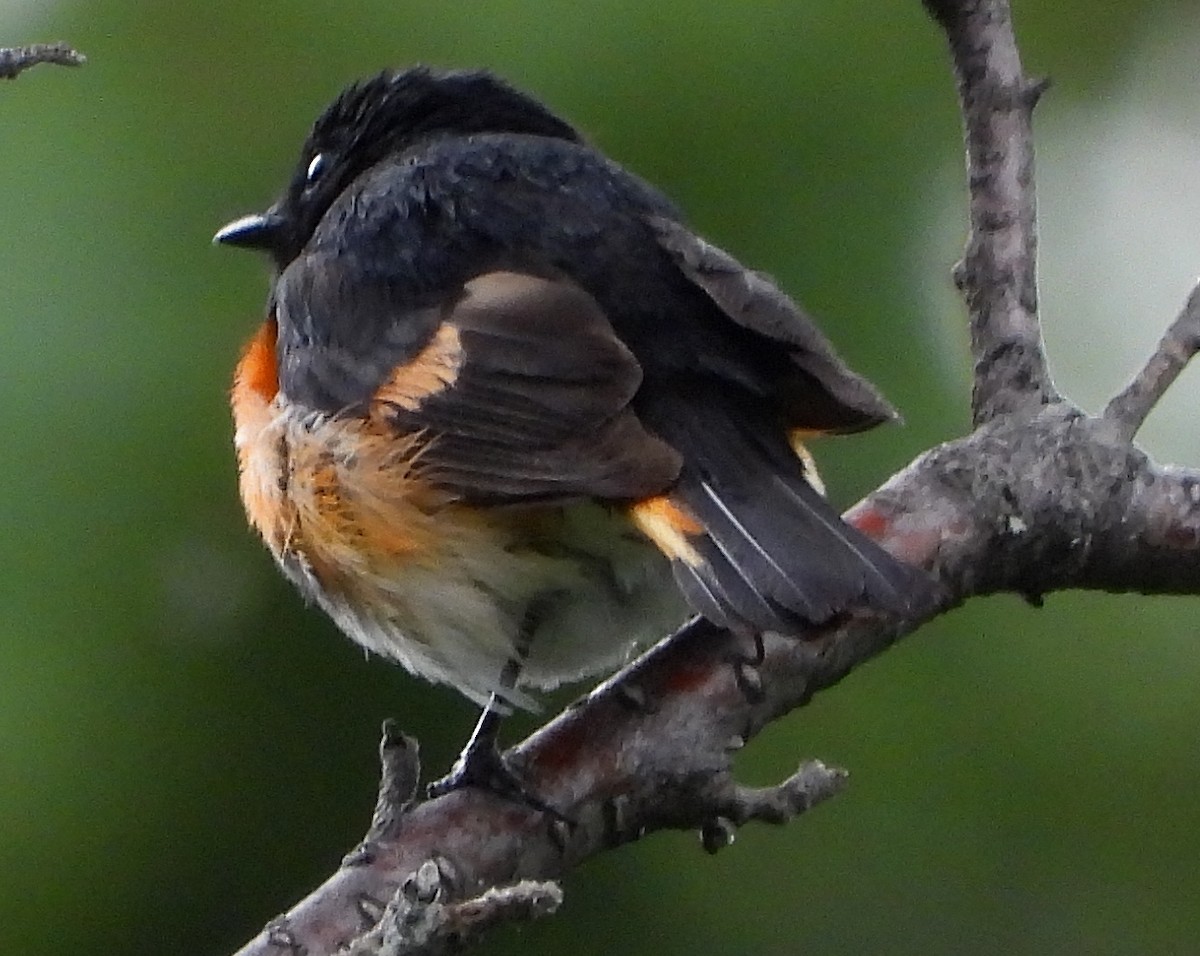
[214,66,934,803]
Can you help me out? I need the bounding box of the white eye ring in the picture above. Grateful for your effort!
[305,153,327,185]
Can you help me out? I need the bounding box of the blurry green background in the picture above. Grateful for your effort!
[3,2,1199,954]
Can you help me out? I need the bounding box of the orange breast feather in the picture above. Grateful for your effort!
[231,320,291,552]
[231,318,465,587]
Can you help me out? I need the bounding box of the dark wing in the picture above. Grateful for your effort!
[274,253,450,413]
[648,215,898,434]
[366,270,682,504]
[637,218,937,627]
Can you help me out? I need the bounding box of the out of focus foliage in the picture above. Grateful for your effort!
[2,2,1198,954]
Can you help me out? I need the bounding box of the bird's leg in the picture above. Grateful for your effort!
[425,657,519,798]
[426,606,566,819]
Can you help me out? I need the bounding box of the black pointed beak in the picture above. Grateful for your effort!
[213,210,285,250]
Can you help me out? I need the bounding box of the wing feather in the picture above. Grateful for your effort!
[648,215,899,434]
[372,271,682,503]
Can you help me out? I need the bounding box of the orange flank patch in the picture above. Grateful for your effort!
[233,318,279,402]
[230,320,469,601]
[373,322,464,412]
[230,315,443,568]
[231,318,285,551]
[629,494,704,566]
[290,421,449,567]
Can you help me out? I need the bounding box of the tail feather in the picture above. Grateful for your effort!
[672,558,738,631]
[645,392,932,632]
[675,500,787,631]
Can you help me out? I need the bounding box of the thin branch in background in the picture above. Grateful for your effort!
[924,0,1059,425]
[1103,282,1200,441]
[0,42,85,81]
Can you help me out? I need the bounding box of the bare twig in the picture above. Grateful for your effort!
[1103,282,1200,441]
[0,43,85,80]
[367,721,422,836]
[342,859,562,956]
[924,0,1058,425]
[700,760,849,853]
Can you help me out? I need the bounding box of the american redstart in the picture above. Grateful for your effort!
[215,67,934,801]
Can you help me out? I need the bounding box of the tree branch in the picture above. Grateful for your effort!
[0,43,85,80]
[1103,281,1200,441]
[924,0,1058,425]
[223,2,1200,954]
[230,410,1200,956]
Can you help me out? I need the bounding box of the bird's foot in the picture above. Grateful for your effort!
[427,741,569,822]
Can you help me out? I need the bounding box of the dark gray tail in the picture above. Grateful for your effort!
[650,394,933,633]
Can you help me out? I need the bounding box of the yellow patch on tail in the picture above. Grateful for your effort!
[787,428,827,497]
[629,495,704,566]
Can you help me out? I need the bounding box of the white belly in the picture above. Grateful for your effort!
[238,395,687,710]
[315,499,688,710]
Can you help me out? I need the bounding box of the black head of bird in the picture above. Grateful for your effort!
[214,67,582,268]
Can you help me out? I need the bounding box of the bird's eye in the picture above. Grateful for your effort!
[305,153,327,186]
